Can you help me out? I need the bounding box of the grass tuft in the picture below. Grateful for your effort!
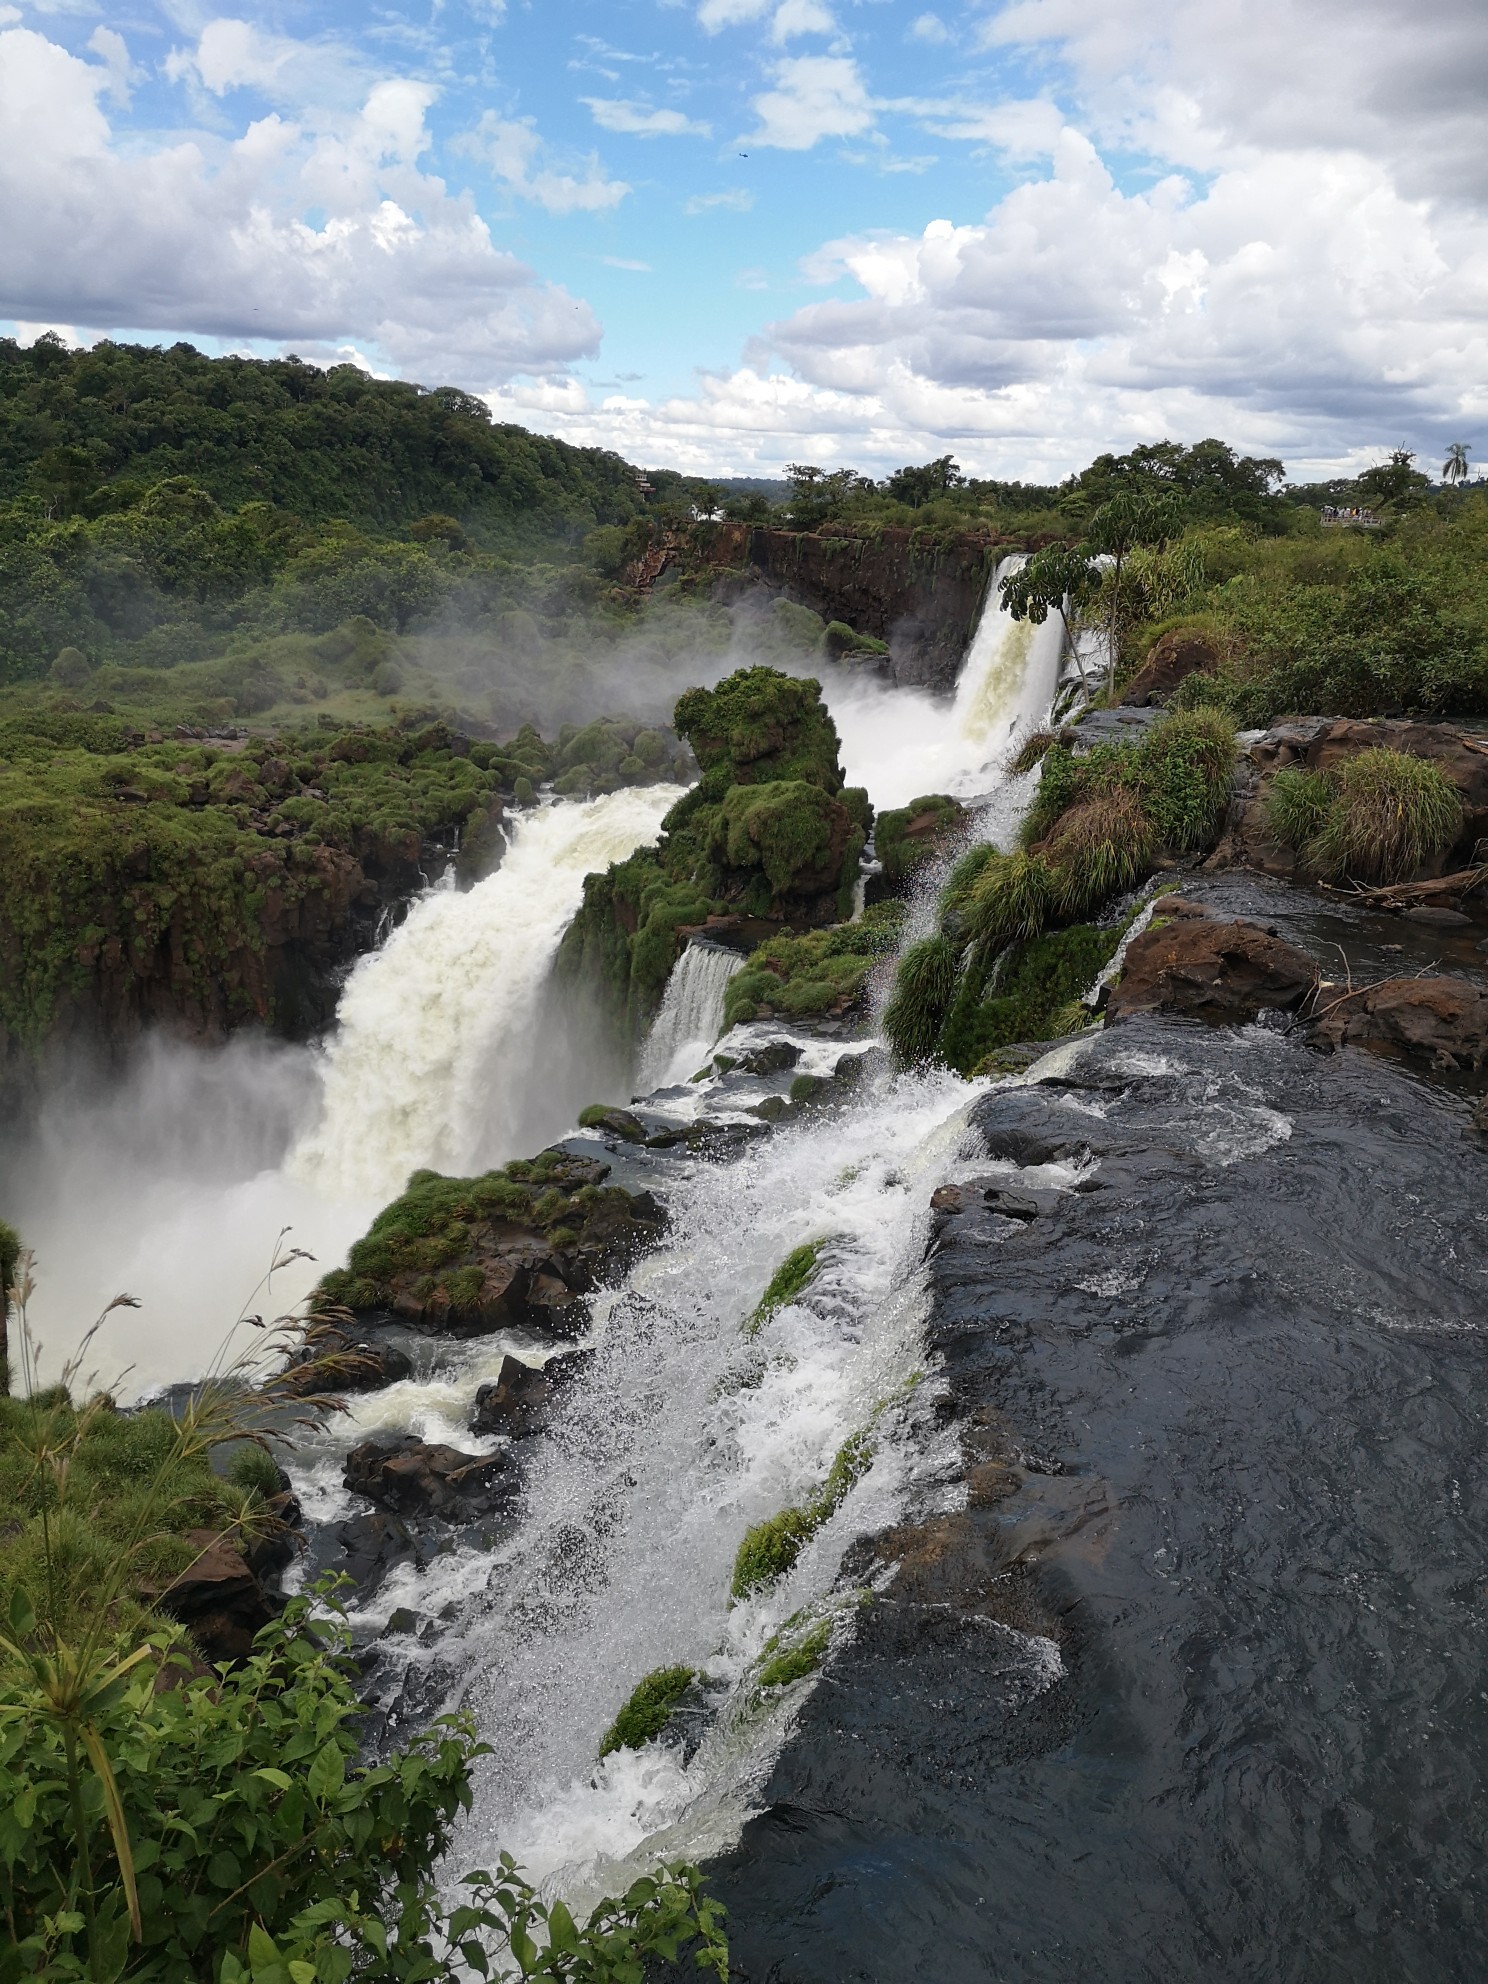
[1265,766,1337,850]
[883,935,962,1064]
[744,1241,825,1337]
[1042,789,1157,920]
[1309,746,1464,882]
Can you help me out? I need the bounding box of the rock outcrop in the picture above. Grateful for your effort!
[343,1436,512,1520]
[1311,975,1488,1070]
[1210,718,1488,888]
[1106,899,1318,1025]
[470,1350,595,1437]
[1119,627,1224,707]
[159,1530,278,1664]
[651,522,1006,691]
[316,1150,666,1335]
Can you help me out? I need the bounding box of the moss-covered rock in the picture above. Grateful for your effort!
[555,667,872,1047]
[0,711,533,1054]
[316,1150,665,1336]
[597,1665,698,1759]
[874,793,966,886]
[721,900,904,1029]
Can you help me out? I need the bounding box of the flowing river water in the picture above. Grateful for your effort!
[8,557,1484,1977]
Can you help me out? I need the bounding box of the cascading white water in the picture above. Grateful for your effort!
[273,578,1077,1899]
[290,786,684,1203]
[823,553,1067,810]
[636,942,744,1093]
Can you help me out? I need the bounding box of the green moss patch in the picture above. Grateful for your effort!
[722,899,904,1029]
[730,1431,874,1602]
[757,1619,833,1689]
[874,793,966,886]
[744,1241,826,1337]
[597,1664,698,1758]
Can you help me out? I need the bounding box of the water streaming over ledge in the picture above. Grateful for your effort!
[637,941,744,1093]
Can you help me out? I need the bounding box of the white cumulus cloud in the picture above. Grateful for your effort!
[0,26,602,384]
[745,55,875,150]
[583,99,710,138]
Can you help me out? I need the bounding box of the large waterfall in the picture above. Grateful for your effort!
[636,941,744,1093]
[290,786,684,1203]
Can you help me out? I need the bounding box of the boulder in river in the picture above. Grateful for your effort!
[344,1436,512,1519]
[1106,898,1317,1025]
[279,1330,412,1397]
[1311,974,1488,1070]
[316,1150,666,1336]
[470,1349,595,1437]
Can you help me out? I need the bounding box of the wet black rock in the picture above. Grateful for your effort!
[335,1512,424,1591]
[470,1349,595,1437]
[343,1436,512,1519]
[709,1017,1488,1982]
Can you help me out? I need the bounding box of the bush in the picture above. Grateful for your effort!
[964,850,1054,945]
[1131,706,1237,849]
[1265,766,1337,850]
[1309,746,1464,883]
[883,934,961,1064]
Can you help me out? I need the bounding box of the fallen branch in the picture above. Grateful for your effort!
[1317,863,1487,908]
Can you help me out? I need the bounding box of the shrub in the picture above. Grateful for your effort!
[1309,746,1464,883]
[1265,766,1337,850]
[598,1665,698,1758]
[883,934,961,1064]
[873,793,964,885]
[939,921,1121,1075]
[1042,789,1156,919]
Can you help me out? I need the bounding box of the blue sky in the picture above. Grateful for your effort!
[3,0,1486,480]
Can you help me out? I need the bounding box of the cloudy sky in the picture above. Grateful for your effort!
[2,0,1485,480]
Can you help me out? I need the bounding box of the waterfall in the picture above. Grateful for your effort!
[637,942,744,1092]
[289,786,684,1203]
[824,554,1067,809]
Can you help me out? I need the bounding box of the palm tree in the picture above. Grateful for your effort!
[1443,442,1471,486]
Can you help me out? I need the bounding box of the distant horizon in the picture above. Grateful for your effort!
[2,1,1484,486]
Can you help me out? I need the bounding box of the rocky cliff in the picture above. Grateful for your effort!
[655,522,1010,691]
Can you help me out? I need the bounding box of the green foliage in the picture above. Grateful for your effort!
[672,666,845,796]
[721,901,903,1028]
[730,1433,874,1602]
[0,1596,727,1984]
[1308,746,1465,883]
[0,1392,254,1642]
[1265,766,1338,850]
[597,1666,697,1759]
[873,793,964,885]
[224,1444,285,1501]
[0,714,509,1049]
[713,781,841,895]
[1131,706,1238,849]
[0,1220,17,1306]
[883,935,961,1064]
[939,922,1121,1076]
[744,1243,825,1338]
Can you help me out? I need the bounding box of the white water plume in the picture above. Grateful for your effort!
[290,785,684,1203]
[637,942,744,1093]
[825,555,1066,810]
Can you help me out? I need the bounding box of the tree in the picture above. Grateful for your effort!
[782,464,871,528]
[1357,448,1429,506]
[1443,442,1472,486]
[884,455,964,508]
[1082,492,1184,682]
[998,545,1101,688]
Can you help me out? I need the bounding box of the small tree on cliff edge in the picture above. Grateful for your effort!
[998,546,1101,689]
[1083,492,1183,681]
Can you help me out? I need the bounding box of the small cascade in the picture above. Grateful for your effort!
[823,553,1067,809]
[637,942,744,1092]
[290,785,684,1203]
